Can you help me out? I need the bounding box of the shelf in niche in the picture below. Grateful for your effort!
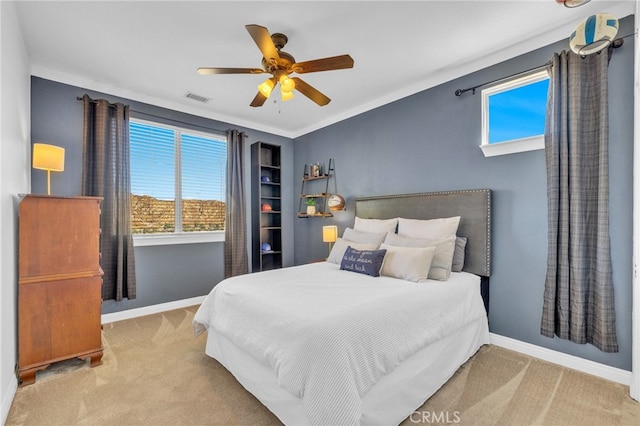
[252,141,283,271]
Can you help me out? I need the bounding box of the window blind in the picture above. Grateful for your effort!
[129,119,227,234]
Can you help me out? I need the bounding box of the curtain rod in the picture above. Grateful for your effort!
[76,96,227,135]
[77,95,118,106]
[454,62,552,97]
[454,36,629,97]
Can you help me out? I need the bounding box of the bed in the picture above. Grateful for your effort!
[194,189,492,425]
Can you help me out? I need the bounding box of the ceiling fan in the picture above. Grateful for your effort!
[197,24,354,107]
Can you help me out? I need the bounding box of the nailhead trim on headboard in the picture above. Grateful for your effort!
[355,189,492,277]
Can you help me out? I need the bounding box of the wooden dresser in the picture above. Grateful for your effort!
[18,195,104,386]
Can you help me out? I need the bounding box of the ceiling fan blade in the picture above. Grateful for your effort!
[197,67,264,75]
[291,77,331,106]
[245,24,280,64]
[250,91,268,108]
[292,54,354,74]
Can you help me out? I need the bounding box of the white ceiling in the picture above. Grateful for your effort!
[14,0,635,138]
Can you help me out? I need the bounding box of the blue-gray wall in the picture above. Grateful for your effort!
[30,77,295,314]
[292,17,634,371]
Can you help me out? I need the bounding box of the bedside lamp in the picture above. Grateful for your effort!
[33,143,65,195]
[322,225,338,257]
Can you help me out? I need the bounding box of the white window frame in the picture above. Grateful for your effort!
[130,118,226,247]
[480,69,549,157]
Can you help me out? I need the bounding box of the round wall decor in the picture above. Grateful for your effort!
[328,194,345,211]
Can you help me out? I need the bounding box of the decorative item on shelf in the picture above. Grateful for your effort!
[569,13,619,56]
[309,162,321,178]
[328,194,346,211]
[322,225,338,257]
[261,175,271,182]
[32,143,65,196]
[261,203,272,212]
[261,242,273,253]
[306,197,316,216]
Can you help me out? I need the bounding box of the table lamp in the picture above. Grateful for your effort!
[322,225,338,257]
[33,143,65,195]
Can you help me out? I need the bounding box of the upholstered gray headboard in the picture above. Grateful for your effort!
[354,189,492,277]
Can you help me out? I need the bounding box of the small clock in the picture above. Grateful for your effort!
[328,194,345,211]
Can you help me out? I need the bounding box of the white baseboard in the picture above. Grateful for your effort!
[101,296,206,324]
[1,376,18,425]
[490,332,632,386]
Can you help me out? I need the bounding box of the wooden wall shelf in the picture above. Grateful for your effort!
[298,159,335,218]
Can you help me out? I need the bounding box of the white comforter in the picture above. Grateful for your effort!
[193,262,487,425]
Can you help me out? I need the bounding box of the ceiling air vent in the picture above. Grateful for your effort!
[185,92,210,103]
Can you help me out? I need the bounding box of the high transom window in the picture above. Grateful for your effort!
[480,69,550,157]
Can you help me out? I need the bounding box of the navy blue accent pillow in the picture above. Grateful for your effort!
[340,246,387,277]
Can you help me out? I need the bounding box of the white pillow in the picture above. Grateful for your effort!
[342,227,386,247]
[397,216,461,240]
[327,238,379,264]
[384,233,456,281]
[353,217,398,234]
[379,244,436,283]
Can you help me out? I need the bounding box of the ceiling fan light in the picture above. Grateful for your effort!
[257,79,275,97]
[281,89,295,101]
[279,75,295,92]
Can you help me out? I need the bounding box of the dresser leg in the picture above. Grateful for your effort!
[87,350,103,367]
[18,365,50,387]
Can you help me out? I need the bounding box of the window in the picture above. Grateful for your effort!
[480,69,550,157]
[129,119,227,245]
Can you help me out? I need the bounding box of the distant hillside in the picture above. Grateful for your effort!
[131,194,225,233]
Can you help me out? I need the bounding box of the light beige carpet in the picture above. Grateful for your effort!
[6,306,640,426]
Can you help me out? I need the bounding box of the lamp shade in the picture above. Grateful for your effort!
[33,143,65,172]
[322,225,338,243]
[257,78,275,97]
[281,88,295,101]
[33,143,65,195]
[569,13,619,56]
[279,74,295,92]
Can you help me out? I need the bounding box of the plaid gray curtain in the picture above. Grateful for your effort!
[541,50,618,352]
[224,130,249,278]
[81,95,136,301]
